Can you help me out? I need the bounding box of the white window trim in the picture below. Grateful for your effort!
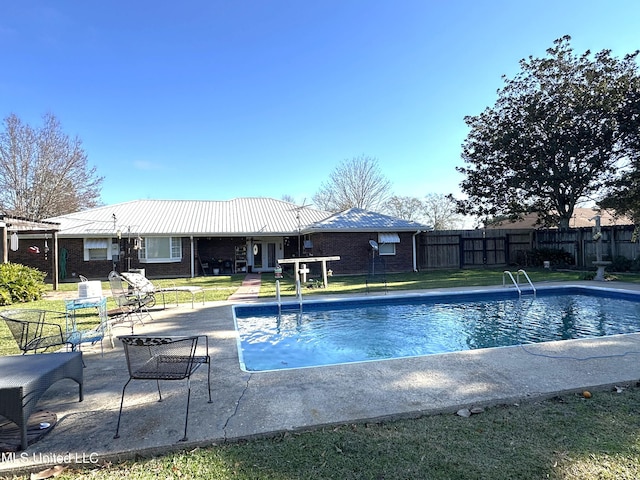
[378,243,396,256]
[138,236,182,263]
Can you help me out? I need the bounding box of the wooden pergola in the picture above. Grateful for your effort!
[0,215,61,290]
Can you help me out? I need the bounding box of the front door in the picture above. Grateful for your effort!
[253,243,263,269]
[267,242,276,268]
[251,241,278,271]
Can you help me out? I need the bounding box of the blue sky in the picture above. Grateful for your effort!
[2,1,639,207]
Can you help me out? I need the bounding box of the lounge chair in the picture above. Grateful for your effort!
[119,272,205,308]
[108,271,153,333]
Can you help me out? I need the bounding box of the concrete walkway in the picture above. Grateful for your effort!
[3,281,640,476]
[227,273,262,301]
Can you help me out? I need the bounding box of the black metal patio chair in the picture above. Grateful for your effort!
[0,309,70,354]
[113,335,212,442]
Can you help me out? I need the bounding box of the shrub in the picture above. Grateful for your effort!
[630,257,640,273]
[0,263,47,305]
[580,271,596,280]
[610,255,632,272]
[527,248,575,268]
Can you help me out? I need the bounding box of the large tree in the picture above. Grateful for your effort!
[599,168,640,225]
[384,193,463,229]
[313,155,392,212]
[0,113,103,218]
[423,193,463,230]
[384,195,424,222]
[599,85,640,223]
[453,36,640,229]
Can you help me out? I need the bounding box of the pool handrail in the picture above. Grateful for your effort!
[276,280,282,315]
[517,269,537,295]
[295,279,302,307]
[503,271,521,295]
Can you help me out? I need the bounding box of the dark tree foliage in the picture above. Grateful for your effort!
[599,167,640,225]
[453,36,640,229]
[0,113,103,219]
[599,86,640,223]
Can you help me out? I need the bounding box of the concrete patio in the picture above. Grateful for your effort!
[2,281,640,475]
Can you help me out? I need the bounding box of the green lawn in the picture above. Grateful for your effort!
[0,275,245,356]
[43,386,640,479]
[4,268,640,479]
[258,267,614,298]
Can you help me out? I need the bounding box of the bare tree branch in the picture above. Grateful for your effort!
[0,113,103,218]
[423,193,463,230]
[384,195,424,222]
[313,155,392,212]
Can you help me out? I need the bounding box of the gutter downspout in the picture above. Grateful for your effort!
[412,231,421,272]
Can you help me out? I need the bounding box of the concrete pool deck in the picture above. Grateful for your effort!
[3,280,640,475]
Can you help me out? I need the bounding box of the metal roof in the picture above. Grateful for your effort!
[46,200,431,238]
[0,215,60,232]
[305,208,431,233]
[46,198,331,237]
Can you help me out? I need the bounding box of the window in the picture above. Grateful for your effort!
[303,234,313,249]
[83,238,114,261]
[378,233,400,256]
[378,242,396,255]
[139,237,182,263]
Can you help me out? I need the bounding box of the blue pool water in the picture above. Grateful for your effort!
[232,286,640,372]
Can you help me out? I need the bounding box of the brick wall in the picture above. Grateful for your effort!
[9,232,417,282]
[7,238,58,281]
[305,232,416,275]
[111,237,193,278]
[9,237,193,281]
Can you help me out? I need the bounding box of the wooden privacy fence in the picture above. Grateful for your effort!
[418,226,640,269]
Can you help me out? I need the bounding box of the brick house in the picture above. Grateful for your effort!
[3,198,430,282]
[303,208,426,274]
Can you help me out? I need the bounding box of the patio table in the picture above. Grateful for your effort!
[65,296,114,352]
[0,352,83,451]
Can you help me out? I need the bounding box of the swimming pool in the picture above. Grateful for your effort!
[232,285,640,372]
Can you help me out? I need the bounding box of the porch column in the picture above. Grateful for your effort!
[1,222,6,263]
[51,230,59,290]
[190,236,195,278]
